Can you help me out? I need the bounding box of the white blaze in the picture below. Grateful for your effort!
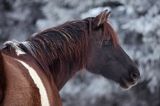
[16,59,50,106]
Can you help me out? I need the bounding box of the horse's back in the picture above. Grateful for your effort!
[0,50,62,106]
[1,53,41,106]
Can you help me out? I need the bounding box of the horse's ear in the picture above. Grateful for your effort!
[93,9,111,28]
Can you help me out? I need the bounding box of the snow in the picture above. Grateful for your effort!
[81,7,111,18]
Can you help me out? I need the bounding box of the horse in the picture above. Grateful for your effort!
[0,10,140,106]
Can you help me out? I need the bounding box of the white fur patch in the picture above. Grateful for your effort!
[4,41,26,56]
[16,59,50,106]
[15,49,26,56]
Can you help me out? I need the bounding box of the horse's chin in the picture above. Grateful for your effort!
[120,83,136,90]
[119,79,138,90]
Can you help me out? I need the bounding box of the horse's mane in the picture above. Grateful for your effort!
[3,17,118,86]
[20,19,91,80]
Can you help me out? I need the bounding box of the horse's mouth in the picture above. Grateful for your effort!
[119,78,138,89]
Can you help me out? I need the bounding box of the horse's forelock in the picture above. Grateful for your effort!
[86,17,118,46]
[103,22,119,46]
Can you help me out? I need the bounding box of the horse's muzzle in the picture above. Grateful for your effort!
[120,71,140,89]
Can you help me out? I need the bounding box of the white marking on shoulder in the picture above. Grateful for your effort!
[16,59,50,106]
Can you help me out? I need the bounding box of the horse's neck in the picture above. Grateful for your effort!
[22,21,90,90]
[52,62,80,90]
[23,40,87,90]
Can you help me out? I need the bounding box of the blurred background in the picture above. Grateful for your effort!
[0,0,160,106]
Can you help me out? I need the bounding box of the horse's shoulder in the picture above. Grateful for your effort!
[1,53,41,105]
[1,53,62,106]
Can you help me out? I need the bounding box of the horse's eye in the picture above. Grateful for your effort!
[102,40,112,47]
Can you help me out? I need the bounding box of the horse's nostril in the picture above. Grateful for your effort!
[130,72,140,81]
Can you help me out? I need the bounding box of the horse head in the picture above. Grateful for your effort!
[86,10,140,89]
